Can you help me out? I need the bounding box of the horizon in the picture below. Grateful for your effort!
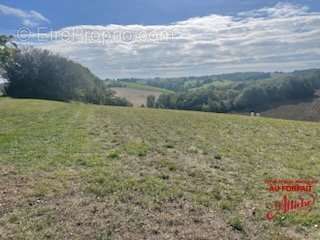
[112,67,320,81]
[0,63,319,84]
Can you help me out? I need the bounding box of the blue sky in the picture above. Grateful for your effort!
[1,0,320,31]
[0,0,320,78]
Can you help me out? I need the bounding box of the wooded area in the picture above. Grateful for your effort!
[0,35,131,106]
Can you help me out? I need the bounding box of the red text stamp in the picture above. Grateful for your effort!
[264,179,318,220]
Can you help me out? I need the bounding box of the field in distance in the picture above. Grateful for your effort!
[111,87,161,107]
[261,91,320,122]
[111,82,172,107]
[0,98,319,240]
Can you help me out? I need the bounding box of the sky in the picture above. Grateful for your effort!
[0,0,320,79]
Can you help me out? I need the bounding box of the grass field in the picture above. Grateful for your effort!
[112,82,173,107]
[112,87,163,107]
[122,82,173,93]
[0,98,319,240]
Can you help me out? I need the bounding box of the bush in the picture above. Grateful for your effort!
[146,95,156,108]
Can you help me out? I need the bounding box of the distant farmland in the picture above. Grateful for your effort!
[261,91,320,122]
[112,87,163,107]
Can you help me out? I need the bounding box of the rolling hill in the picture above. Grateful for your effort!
[111,87,163,107]
[111,82,172,107]
[117,69,320,122]
[262,95,320,122]
[0,98,319,240]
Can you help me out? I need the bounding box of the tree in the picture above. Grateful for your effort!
[0,35,17,78]
[156,93,177,109]
[146,95,156,108]
[233,86,268,110]
[4,47,132,106]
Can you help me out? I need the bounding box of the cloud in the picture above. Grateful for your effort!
[238,2,310,18]
[0,4,49,27]
[21,2,320,78]
[0,76,5,84]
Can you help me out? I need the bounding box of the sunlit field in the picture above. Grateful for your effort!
[0,98,319,240]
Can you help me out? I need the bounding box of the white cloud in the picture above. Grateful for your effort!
[21,2,320,78]
[0,4,49,27]
[0,75,6,84]
[238,2,310,18]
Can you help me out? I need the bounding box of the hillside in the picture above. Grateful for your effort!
[120,82,173,93]
[109,81,172,107]
[0,98,319,240]
[111,87,163,107]
[262,96,320,122]
[119,72,272,92]
[122,69,320,119]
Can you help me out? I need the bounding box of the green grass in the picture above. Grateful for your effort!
[0,97,319,240]
[122,82,174,93]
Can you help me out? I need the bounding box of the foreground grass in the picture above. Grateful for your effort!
[0,98,319,240]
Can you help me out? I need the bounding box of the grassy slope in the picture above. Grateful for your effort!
[261,92,320,122]
[112,82,173,107]
[111,87,163,107]
[122,82,174,93]
[0,98,319,240]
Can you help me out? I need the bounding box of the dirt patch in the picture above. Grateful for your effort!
[0,166,32,215]
[1,191,244,240]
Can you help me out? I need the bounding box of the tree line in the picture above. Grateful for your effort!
[0,35,131,106]
[149,69,320,112]
[120,72,271,92]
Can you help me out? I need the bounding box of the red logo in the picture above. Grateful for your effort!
[265,179,318,221]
